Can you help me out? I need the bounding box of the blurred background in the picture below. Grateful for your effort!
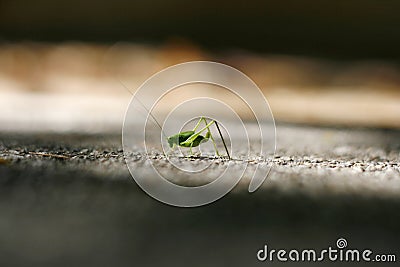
[1,0,400,131]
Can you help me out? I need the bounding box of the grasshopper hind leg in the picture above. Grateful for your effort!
[202,118,220,157]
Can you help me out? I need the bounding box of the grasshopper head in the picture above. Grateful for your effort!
[167,136,177,148]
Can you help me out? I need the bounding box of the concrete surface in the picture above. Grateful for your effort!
[0,124,399,266]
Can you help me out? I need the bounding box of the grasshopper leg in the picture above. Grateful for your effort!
[192,117,203,132]
[189,144,193,156]
[214,121,230,160]
[202,118,220,157]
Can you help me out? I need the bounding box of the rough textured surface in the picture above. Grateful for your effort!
[0,124,399,266]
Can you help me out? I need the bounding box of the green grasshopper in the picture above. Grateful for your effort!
[167,117,230,159]
[128,90,230,159]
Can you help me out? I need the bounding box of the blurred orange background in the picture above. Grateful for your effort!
[1,0,400,131]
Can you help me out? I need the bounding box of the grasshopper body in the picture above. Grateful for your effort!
[166,117,229,159]
[168,131,209,148]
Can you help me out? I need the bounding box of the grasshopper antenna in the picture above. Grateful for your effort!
[214,121,231,160]
[118,79,167,139]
